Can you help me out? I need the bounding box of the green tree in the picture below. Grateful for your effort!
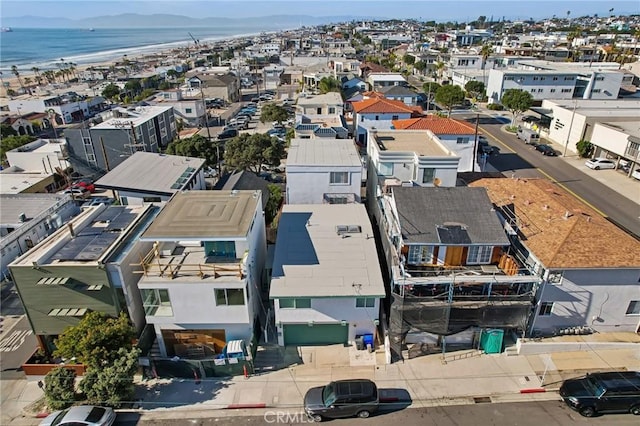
[224,133,285,173]
[422,82,441,100]
[44,367,77,410]
[1,134,37,162]
[435,85,465,117]
[53,312,135,369]
[101,83,121,101]
[501,88,534,125]
[464,80,485,99]
[265,183,283,224]
[124,79,142,96]
[318,76,341,94]
[165,134,220,166]
[79,347,140,408]
[135,88,156,101]
[260,104,289,125]
[413,60,427,74]
[1,124,18,138]
[403,54,415,65]
[576,140,594,158]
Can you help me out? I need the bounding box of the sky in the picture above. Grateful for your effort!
[2,0,638,21]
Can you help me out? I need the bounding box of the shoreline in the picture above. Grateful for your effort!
[0,26,298,93]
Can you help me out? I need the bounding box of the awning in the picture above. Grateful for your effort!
[528,107,554,119]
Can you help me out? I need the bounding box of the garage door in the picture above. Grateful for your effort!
[283,323,348,346]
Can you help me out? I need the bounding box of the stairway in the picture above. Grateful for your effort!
[149,340,163,358]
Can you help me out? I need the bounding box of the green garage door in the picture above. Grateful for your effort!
[284,323,348,346]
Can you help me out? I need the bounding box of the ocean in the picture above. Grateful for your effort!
[0,26,285,73]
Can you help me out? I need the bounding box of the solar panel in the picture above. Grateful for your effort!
[105,212,136,231]
[436,225,471,245]
[95,207,124,223]
[51,235,97,260]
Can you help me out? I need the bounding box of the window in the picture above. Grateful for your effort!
[456,137,469,144]
[378,162,394,176]
[375,115,380,120]
[215,288,245,306]
[539,302,553,316]
[392,115,399,120]
[204,241,236,258]
[533,76,539,81]
[550,88,556,93]
[185,108,192,114]
[563,76,574,81]
[592,89,601,93]
[561,88,572,93]
[279,298,311,309]
[530,89,536,93]
[626,301,640,315]
[553,76,558,80]
[537,89,543,93]
[330,171,349,185]
[422,168,435,184]
[142,196,162,203]
[141,289,173,316]
[407,245,433,264]
[595,76,604,81]
[356,297,376,308]
[328,107,336,114]
[467,246,492,264]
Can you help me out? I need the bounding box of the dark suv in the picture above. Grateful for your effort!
[559,371,640,417]
[304,379,378,421]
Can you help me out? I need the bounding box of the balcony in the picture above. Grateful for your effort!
[135,244,244,280]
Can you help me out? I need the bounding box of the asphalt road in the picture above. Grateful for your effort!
[0,289,37,380]
[114,400,639,425]
[457,113,640,238]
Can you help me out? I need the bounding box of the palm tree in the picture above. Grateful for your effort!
[11,65,26,94]
[434,61,445,81]
[31,67,41,85]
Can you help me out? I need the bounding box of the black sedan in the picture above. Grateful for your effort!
[534,144,558,156]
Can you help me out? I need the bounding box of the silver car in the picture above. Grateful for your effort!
[39,405,116,426]
[585,158,616,170]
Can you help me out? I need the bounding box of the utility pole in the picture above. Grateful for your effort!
[473,113,480,171]
[563,100,578,157]
[199,82,219,175]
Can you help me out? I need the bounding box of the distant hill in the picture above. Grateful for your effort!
[1,13,364,29]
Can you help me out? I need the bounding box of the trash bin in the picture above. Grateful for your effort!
[355,336,364,351]
[363,334,374,352]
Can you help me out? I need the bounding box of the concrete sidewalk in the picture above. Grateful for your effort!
[6,342,640,425]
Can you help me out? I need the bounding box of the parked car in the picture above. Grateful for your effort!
[72,178,96,193]
[534,144,558,156]
[559,371,640,417]
[585,158,616,170]
[60,187,91,199]
[477,139,500,156]
[632,169,640,180]
[217,129,238,140]
[39,405,116,426]
[304,379,379,421]
[267,128,286,137]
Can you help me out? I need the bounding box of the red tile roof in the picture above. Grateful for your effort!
[360,62,389,73]
[392,115,476,135]
[353,97,423,115]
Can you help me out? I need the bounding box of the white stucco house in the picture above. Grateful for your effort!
[286,139,363,204]
[352,97,423,146]
[136,190,267,357]
[296,92,344,116]
[270,204,385,346]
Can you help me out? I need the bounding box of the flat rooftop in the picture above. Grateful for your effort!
[373,130,451,157]
[93,105,172,129]
[469,177,640,268]
[297,92,343,106]
[95,152,204,194]
[544,99,640,119]
[0,193,71,228]
[599,121,640,139]
[270,204,385,298]
[141,190,260,241]
[0,171,53,194]
[287,139,362,167]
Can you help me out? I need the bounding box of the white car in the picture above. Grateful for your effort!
[39,405,116,426]
[585,158,616,170]
[632,169,640,180]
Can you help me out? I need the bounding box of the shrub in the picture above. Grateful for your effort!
[487,103,504,111]
[44,367,77,410]
[576,140,594,158]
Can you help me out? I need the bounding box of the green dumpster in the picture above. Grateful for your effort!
[480,329,504,354]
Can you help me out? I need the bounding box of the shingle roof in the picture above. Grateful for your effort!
[469,177,640,269]
[352,97,422,114]
[382,85,418,97]
[392,186,509,245]
[392,115,476,134]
